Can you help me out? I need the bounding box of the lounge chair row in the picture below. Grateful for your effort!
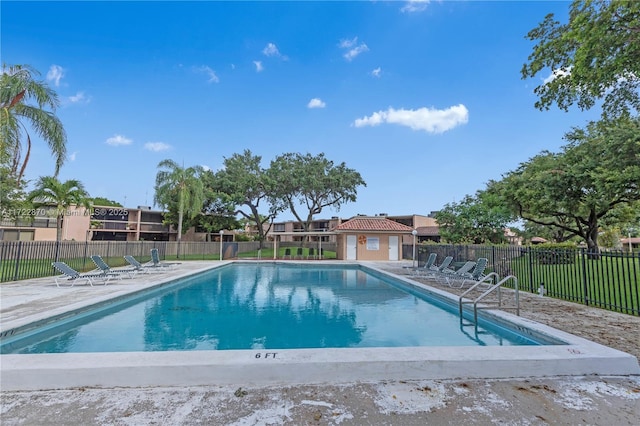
[52,248,179,287]
[412,254,491,288]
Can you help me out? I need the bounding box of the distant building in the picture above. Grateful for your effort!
[1,206,447,245]
[384,214,440,243]
[621,237,640,252]
[0,205,178,242]
[268,217,342,243]
[89,205,176,241]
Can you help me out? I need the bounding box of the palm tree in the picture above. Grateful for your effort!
[27,176,91,241]
[1,64,67,182]
[154,159,205,241]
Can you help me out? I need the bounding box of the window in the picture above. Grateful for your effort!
[366,237,379,250]
[1,230,34,241]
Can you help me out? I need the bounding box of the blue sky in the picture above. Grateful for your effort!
[3,1,600,221]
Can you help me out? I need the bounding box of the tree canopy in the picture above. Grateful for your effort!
[153,159,205,241]
[434,191,514,244]
[191,169,240,240]
[214,150,279,247]
[522,0,640,119]
[0,64,67,182]
[490,116,640,252]
[91,197,122,207]
[268,152,366,238]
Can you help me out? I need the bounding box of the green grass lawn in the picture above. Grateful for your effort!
[506,254,639,315]
[1,248,337,282]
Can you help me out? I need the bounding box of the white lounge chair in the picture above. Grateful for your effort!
[449,258,489,288]
[90,255,135,279]
[420,255,454,279]
[124,255,164,273]
[411,253,437,276]
[52,261,114,287]
[150,248,180,269]
[437,260,476,285]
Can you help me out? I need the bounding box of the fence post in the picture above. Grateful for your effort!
[491,246,496,274]
[107,241,111,263]
[13,241,22,281]
[82,239,88,270]
[580,248,590,306]
[527,247,535,292]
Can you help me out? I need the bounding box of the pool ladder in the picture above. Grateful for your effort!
[458,274,520,329]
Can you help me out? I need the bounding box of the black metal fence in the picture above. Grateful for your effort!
[2,240,637,316]
[404,244,639,316]
[0,240,338,283]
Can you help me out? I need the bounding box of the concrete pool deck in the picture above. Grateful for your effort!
[2,260,640,424]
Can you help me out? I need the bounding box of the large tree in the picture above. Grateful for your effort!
[434,191,514,244]
[268,152,366,240]
[154,159,205,241]
[214,150,280,247]
[27,176,90,241]
[191,169,240,241]
[491,117,640,252]
[522,0,640,119]
[0,64,67,182]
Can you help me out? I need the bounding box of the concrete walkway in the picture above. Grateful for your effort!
[1,261,639,425]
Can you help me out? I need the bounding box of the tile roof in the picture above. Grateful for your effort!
[333,217,414,232]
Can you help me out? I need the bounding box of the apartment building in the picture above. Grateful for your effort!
[265,213,441,243]
[89,206,176,241]
[380,213,441,243]
[1,206,443,244]
[269,216,343,242]
[0,205,88,241]
[0,205,177,242]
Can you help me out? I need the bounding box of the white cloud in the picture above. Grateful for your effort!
[338,37,358,49]
[68,91,89,104]
[307,98,326,109]
[106,134,132,146]
[253,61,264,72]
[262,42,288,60]
[352,104,469,134]
[46,65,65,86]
[69,152,77,161]
[371,67,382,78]
[338,37,369,62]
[144,142,171,152]
[200,165,211,171]
[401,0,430,13]
[194,65,219,83]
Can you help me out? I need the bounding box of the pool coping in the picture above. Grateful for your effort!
[1,260,639,391]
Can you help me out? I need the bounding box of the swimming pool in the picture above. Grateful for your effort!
[1,261,638,390]
[0,263,550,354]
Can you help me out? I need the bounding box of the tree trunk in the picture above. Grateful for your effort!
[586,223,600,259]
[177,186,184,242]
[177,208,183,242]
[56,215,63,241]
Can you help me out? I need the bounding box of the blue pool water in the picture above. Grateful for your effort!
[1,263,550,354]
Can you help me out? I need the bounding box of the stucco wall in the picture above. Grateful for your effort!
[336,233,404,261]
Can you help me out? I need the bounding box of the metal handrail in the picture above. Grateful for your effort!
[458,273,500,317]
[458,274,520,326]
